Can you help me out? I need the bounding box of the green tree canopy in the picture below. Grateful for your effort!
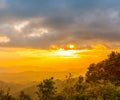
[86,51,120,85]
[36,77,56,100]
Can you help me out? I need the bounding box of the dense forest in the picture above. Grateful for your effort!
[0,51,120,100]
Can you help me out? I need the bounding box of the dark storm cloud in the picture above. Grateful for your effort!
[0,0,120,48]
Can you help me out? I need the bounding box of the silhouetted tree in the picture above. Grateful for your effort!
[104,52,120,84]
[19,91,31,100]
[36,77,56,100]
[54,94,65,100]
[0,90,5,100]
[62,73,75,97]
[0,88,16,100]
[98,83,120,100]
[74,76,85,94]
[86,51,120,85]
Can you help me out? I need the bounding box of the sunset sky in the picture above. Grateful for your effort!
[0,0,120,79]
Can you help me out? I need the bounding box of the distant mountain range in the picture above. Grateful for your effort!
[0,79,63,99]
[0,70,84,83]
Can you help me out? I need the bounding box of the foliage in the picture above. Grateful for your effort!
[36,77,56,100]
[0,88,16,100]
[86,51,120,85]
[19,91,31,100]
[62,73,75,96]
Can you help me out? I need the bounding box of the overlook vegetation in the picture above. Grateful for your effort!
[0,51,120,100]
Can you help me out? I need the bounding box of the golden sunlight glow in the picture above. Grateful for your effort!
[0,46,119,75]
[54,48,75,57]
[53,48,88,57]
[69,44,74,49]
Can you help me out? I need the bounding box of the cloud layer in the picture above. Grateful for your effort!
[0,0,120,49]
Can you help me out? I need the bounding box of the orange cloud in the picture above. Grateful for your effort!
[91,44,107,50]
[0,36,10,43]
